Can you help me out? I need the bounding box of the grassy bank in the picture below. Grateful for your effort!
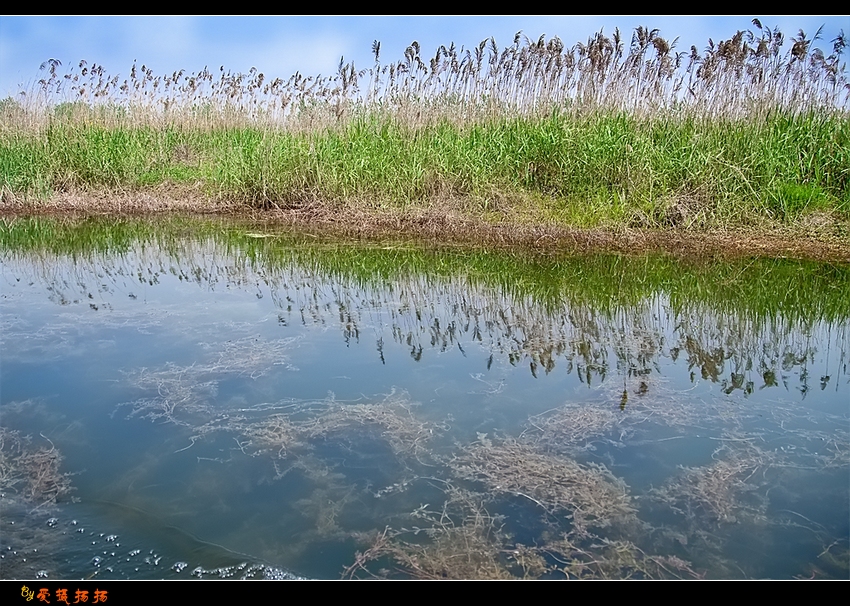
[1,24,848,234]
[3,112,849,226]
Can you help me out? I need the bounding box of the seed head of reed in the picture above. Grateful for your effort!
[8,23,846,134]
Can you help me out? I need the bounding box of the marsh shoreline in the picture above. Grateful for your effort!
[2,191,849,263]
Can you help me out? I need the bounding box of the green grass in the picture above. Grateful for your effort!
[3,24,848,230]
[2,111,848,229]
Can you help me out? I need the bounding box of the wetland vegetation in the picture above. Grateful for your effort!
[0,22,848,250]
[1,19,849,580]
[1,216,848,579]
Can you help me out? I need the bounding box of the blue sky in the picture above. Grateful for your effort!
[2,16,848,98]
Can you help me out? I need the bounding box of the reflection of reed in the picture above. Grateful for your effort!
[3,221,848,580]
[3,218,847,393]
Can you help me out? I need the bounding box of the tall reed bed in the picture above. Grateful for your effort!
[1,23,848,227]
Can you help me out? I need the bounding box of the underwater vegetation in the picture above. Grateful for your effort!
[1,216,848,579]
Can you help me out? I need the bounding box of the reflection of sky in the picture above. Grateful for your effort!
[2,16,847,97]
[2,239,848,579]
[2,241,847,417]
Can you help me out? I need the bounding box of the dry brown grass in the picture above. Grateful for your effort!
[540,535,702,579]
[0,185,238,215]
[296,398,443,460]
[343,485,545,580]
[343,476,701,579]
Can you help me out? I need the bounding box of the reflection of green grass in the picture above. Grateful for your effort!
[2,216,847,391]
[2,215,849,328]
[0,215,215,256]
[2,217,845,579]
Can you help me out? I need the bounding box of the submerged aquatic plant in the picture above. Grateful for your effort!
[0,428,73,508]
[0,426,75,579]
[451,437,636,535]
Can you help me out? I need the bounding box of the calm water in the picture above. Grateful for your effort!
[1,217,848,579]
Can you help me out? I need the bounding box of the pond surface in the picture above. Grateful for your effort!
[1,217,848,579]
